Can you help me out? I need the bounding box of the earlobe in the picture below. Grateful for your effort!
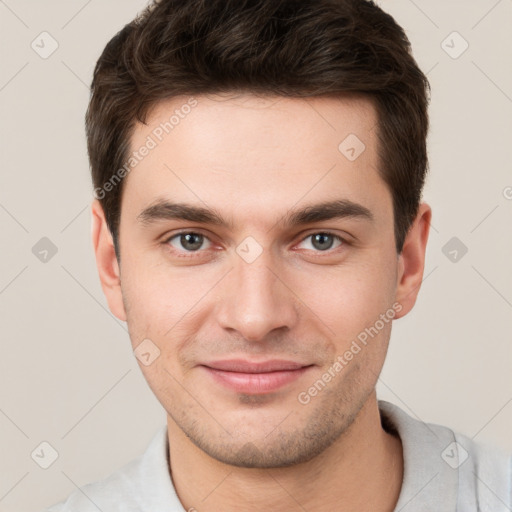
[91,200,127,322]
[394,202,432,319]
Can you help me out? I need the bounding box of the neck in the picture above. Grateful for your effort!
[167,392,403,512]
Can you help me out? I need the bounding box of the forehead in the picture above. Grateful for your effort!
[122,93,391,229]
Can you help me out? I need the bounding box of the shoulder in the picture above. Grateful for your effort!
[453,429,511,510]
[379,400,511,511]
[42,455,146,512]
[41,426,179,512]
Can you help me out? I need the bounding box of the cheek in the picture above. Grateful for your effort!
[120,253,168,340]
[120,253,220,341]
[289,258,396,338]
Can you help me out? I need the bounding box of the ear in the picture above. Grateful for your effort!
[91,199,127,322]
[394,202,432,319]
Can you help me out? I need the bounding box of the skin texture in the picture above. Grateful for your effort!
[92,93,431,511]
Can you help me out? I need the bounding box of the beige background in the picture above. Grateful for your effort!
[1,1,511,510]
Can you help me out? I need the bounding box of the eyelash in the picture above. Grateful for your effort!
[163,230,348,258]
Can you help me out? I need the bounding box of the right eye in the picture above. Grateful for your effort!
[165,232,213,254]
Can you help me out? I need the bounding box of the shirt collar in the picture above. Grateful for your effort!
[379,400,458,511]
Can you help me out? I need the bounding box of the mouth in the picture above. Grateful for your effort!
[200,359,314,394]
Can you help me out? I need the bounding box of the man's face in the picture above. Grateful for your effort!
[110,94,408,467]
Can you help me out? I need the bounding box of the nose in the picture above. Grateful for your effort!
[215,248,299,342]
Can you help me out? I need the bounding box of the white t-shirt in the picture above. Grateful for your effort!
[44,400,511,511]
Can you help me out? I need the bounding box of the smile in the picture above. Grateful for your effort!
[200,359,314,394]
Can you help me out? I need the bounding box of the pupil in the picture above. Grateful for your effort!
[182,233,202,251]
[313,233,333,250]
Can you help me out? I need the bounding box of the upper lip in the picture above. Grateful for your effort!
[202,359,309,373]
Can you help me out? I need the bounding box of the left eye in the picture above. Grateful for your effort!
[167,232,211,252]
[297,232,343,252]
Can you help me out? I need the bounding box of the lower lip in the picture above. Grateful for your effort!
[201,366,312,394]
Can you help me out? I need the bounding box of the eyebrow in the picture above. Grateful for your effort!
[136,198,374,229]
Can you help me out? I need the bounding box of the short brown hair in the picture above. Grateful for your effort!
[86,0,430,257]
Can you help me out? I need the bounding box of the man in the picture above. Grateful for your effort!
[46,0,511,510]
